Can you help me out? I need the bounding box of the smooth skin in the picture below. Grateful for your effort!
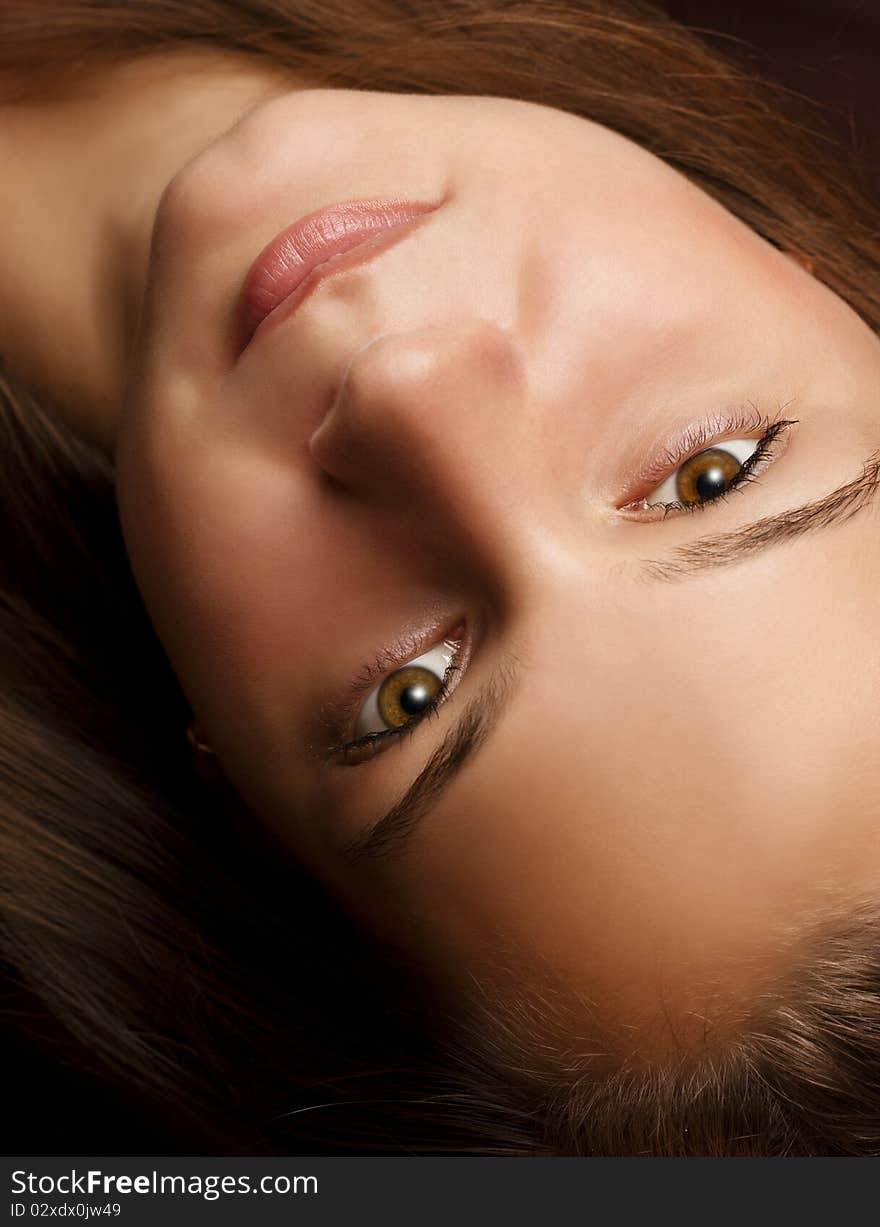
[5,51,880,1057]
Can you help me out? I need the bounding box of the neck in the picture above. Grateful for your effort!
[0,49,298,450]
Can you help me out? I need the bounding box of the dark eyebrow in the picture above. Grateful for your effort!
[341,658,518,864]
[640,449,880,581]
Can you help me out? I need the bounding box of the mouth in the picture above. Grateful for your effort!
[236,195,445,356]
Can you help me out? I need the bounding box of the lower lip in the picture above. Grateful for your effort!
[237,196,442,354]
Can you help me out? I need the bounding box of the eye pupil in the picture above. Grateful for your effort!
[377,664,442,728]
[695,464,728,499]
[678,447,742,504]
[399,682,432,715]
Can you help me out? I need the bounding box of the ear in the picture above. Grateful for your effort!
[783,249,816,276]
[186,719,224,787]
[186,719,214,754]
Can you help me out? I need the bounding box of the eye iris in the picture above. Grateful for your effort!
[377,665,442,729]
[676,447,743,504]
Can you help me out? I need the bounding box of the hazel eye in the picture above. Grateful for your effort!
[645,438,758,508]
[354,641,457,738]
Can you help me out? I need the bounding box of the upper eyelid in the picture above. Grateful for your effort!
[618,416,797,518]
[624,404,797,494]
[329,666,458,765]
[648,431,776,506]
[319,621,461,740]
[328,631,469,763]
[353,640,457,739]
[640,448,880,581]
[647,436,758,501]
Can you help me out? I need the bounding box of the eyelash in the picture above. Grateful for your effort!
[328,636,463,765]
[622,406,798,520]
[332,406,797,762]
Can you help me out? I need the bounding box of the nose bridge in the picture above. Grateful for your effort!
[308,320,535,526]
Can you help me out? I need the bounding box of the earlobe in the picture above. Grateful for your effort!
[186,720,214,756]
[186,719,224,788]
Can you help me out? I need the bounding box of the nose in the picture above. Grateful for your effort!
[308,320,548,578]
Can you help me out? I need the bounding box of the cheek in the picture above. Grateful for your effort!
[118,435,458,772]
[120,436,341,756]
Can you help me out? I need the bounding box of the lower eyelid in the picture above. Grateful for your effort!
[336,676,449,766]
[616,419,797,522]
[334,629,471,766]
[353,640,456,739]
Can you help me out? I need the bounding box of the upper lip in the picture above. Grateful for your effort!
[236,195,445,355]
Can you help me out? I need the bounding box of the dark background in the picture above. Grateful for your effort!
[664,0,880,200]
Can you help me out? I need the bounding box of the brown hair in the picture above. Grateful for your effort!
[1,0,878,1154]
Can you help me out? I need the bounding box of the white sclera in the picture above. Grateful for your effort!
[646,438,758,506]
[354,640,458,738]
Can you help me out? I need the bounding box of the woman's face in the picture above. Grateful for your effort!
[116,88,880,1049]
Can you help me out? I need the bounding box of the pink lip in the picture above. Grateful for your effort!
[236,196,443,354]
